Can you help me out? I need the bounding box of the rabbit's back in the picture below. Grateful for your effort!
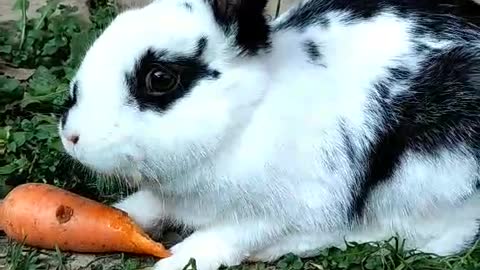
[175,0,480,244]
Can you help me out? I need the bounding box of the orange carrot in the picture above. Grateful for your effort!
[0,183,171,258]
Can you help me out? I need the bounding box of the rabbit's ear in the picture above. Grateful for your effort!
[210,0,270,54]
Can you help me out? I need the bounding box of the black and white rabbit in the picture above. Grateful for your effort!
[59,0,480,269]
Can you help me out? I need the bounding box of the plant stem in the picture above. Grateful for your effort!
[18,0,28,50]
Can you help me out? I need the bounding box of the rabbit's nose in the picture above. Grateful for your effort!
[67,134,80,145]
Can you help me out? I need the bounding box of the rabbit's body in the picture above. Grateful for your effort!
[60,0,480,269]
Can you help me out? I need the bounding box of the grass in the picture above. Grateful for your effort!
[4,239,147,270]
[2,236,479,270]
[0,0,479,269]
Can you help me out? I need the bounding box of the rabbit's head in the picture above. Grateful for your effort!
[59,0,270,182]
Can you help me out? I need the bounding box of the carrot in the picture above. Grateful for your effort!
[0,183,171,258]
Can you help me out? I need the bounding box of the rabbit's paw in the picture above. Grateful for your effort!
[154,232,242,270]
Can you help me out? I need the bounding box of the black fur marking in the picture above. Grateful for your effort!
[339,120,358,165]
[61,113,67,128]
[209,0,270,55]
[374,67,412,101]
[414,43,431,54]
[183,2,193,11]
[374,81,391,100]
[61,81,78,128]
[350,47,480,219]
[126,46,220,112]
[67,81,78,110]
[303,40,324,66]
[274,0,380,31]
[409,0,480,42]
[195,37,208,58]
[274,0,480,34]
[389,67,412,81]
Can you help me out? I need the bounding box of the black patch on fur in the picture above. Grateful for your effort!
[409,1,480,42]
[389,67,411,81]
[183,2,193,11]
[414,43,431,55]
[303,39,324,66]
[274,0,380,30]
[209,0,270,55]
[126,44,220,111]
[273,0,480,35]
[350,47,480,219]
[61,81,78,127]
[374,81,391,100]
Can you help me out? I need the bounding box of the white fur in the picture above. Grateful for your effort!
[60,0,480,269]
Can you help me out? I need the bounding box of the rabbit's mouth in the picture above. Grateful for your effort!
[61,138,141,176]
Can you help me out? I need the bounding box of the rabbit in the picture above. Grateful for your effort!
[58,0,480,269]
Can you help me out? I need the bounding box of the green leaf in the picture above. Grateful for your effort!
[28,66,59,96]
[7,141,17,152]
[49,139,63,151]
[11,132,27,147]
[42,38,67,56]
[69,30,94,68]
[32,114,58,124]
[291,258,304,270]
[0,127,11,140]
[34,0,61,30]
[20,92,42,108]
[0,45,12,53]
[35,128,52,140]
[0,164,18,175]
[0,77,20,92]
[15,156,29,168]
[13,0,29,11]
[21,119,33,130]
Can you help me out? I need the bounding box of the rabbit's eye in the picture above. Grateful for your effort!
[145,66,179,95]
